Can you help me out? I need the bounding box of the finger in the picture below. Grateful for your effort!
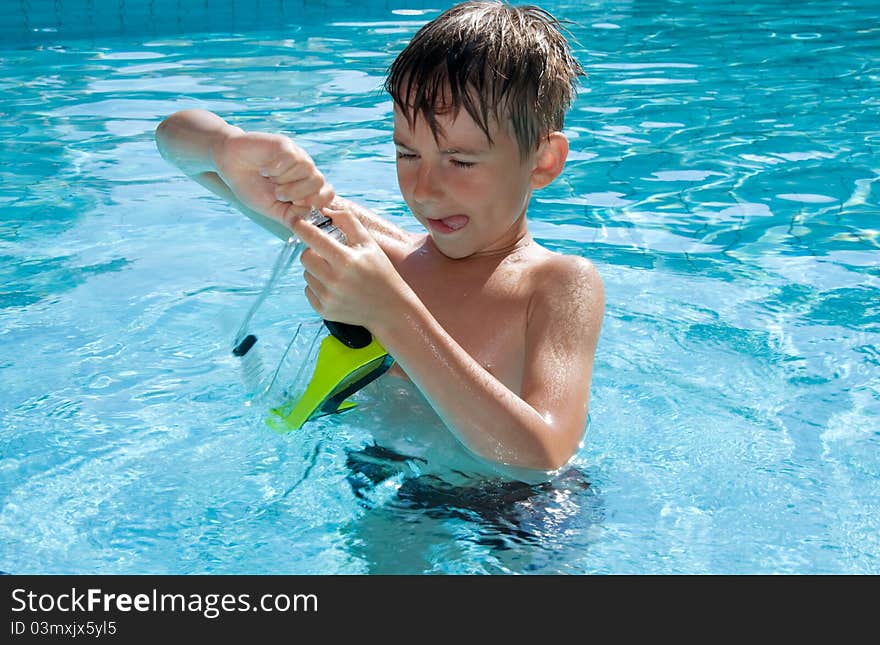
[271,159,323,187]
[303,284,325,317]
[276,180,335,214]
[259,143,334,208]
[299,247,335,283]
[271,201,312,228]
[302,269,328,298]
[323,205,372,246]
[291,213,349,259]
[314,182,336,210]
[258,140,310,178]
[274,175,326,204]
[273,187,335,230]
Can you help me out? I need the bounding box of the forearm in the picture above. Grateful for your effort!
[156,110,293,240]
[192,172,294,240]
[373,295,569,471]
[328,197,414,254]
[156,109,239,176]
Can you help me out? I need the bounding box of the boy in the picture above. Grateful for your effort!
[155,1,604,475]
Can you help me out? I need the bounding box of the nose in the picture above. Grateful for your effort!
[411,159,442,204]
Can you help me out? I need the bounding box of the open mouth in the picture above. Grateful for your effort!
[426,215,469,234]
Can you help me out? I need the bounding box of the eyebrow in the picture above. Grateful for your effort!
[393,137,487,156]
[440,145,486,156]
[392,137,415,151]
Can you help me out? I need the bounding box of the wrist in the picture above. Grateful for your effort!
[369,283,430,350]
[210,123,244,172]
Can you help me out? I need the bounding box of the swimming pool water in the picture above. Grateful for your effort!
[1,0,878,574]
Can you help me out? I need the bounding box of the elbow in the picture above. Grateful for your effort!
[155,110,185,139]
[498,438,577,473]
[155,109,193,142]
[498,450,572,475]
[156,112,176,135]
[154,114,176,158]
[154,109,209,148]
[528,427,584,472]
[537,447,575,472]
[525,413,584,471]
[457,415,586,473]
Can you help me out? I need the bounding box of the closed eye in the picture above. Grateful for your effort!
[450,159,476,169]
[396,151,418,161]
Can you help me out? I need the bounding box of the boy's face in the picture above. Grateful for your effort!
[393,103,537,259]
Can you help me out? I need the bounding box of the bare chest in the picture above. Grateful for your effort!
[390,250,532,392]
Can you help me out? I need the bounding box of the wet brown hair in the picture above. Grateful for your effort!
[385,1,584,157]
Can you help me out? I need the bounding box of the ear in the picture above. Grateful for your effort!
[529,132,569,190]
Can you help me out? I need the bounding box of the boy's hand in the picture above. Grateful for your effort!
[213,131,334,229]
[291,205,412,331]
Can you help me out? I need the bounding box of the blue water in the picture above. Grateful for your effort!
[1,0,878,574]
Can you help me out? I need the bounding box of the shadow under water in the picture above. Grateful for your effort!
[341,443,605,574]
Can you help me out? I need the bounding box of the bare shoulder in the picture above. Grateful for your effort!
[521,248,605,392]
[528,250,605,320]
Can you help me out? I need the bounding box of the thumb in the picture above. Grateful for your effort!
[324,205,373,247]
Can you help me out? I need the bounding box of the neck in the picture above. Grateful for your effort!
[472,231,533,259]
[473,212,533,259]
[423,229,534,263]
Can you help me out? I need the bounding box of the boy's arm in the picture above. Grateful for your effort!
[292,213,605,472]
[156,109,311,239]
[155,110,412,250]
[383,257,604,471]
